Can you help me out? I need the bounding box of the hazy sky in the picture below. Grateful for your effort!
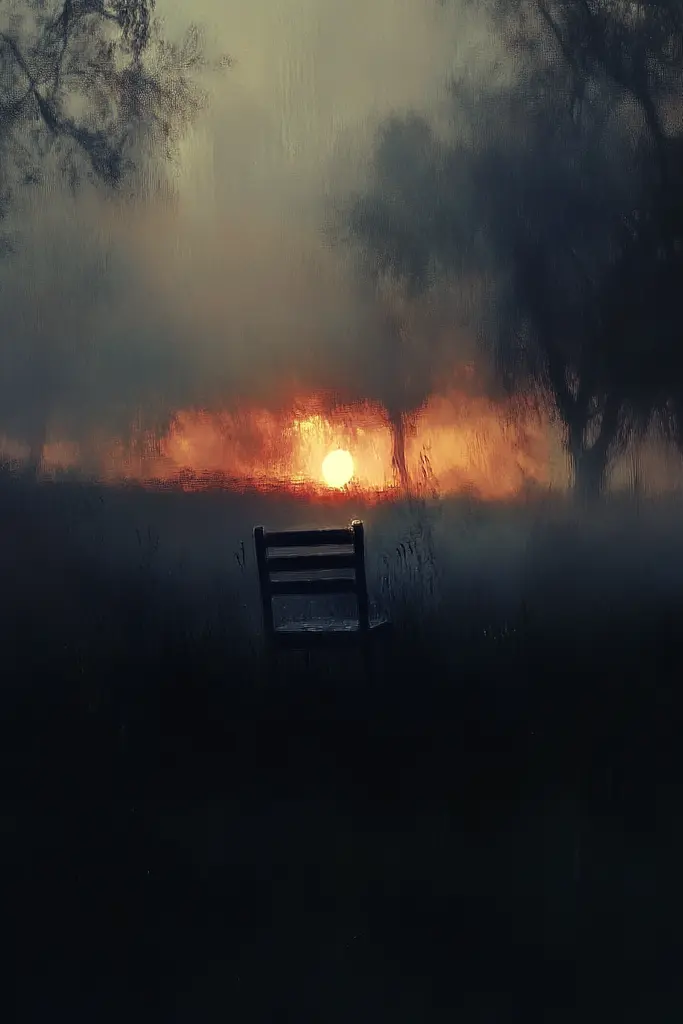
[150,0,493,419]
[2,0,672,490]
[165,0,481,213]
[0,0,507,470]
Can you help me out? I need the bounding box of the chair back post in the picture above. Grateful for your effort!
[352,519,370,632]
[253,526,275,641]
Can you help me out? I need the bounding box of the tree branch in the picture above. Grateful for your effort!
[536,0,576,70]
[49,0,73,100]
[0,26,126,179]
[0,32,35,87]
[544,338,576,428]
[588,387,622,465]
[0,31,62,137]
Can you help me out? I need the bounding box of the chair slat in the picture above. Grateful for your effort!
[266,552,356,574]
[254,520,387,674]
[270,577,357,597]
[265,527,353,548]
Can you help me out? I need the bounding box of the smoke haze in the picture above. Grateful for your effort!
[0,0,499,465]
[3,0,681,494]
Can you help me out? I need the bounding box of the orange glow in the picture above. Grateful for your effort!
[406,391,550,499]
[109,387,550,499]
[322,449,354,488]
[156,402,394,494]
[8,380,554,500]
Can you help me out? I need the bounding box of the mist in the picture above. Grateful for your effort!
[4,4,683,1015]
[0,0,499,467]
[3,0,679,497]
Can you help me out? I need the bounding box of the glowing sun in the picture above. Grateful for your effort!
[321,448,354,488]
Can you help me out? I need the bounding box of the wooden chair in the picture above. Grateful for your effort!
[253,519,390,674]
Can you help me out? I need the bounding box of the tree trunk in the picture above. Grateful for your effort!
[26,420,47,479]
[570,441,607,504]
[389,411,410,492]
[568,395,621,504]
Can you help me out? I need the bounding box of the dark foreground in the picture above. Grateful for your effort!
[2,624,679,1023]
[1,473,681,1021]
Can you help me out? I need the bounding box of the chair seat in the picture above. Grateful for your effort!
[273,616,391,648]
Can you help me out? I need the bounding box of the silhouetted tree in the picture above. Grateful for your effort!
[346,0,683,499]
[0,0,228,471]
[343,116,467,492]
[346,101,631,498]
[478,0,683,492]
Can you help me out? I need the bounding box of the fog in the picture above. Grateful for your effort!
[4,468,683,691]
[0,0,498,463]
[4,7,681,1015]
[2,0,681,499]
[2,0,683,564]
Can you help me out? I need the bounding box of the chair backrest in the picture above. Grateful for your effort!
[253,519,369,638]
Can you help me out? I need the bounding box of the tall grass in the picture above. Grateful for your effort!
[2,469,680,1020]
[2,468,682,699]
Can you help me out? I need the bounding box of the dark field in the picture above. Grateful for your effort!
[1,468,681,1021]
